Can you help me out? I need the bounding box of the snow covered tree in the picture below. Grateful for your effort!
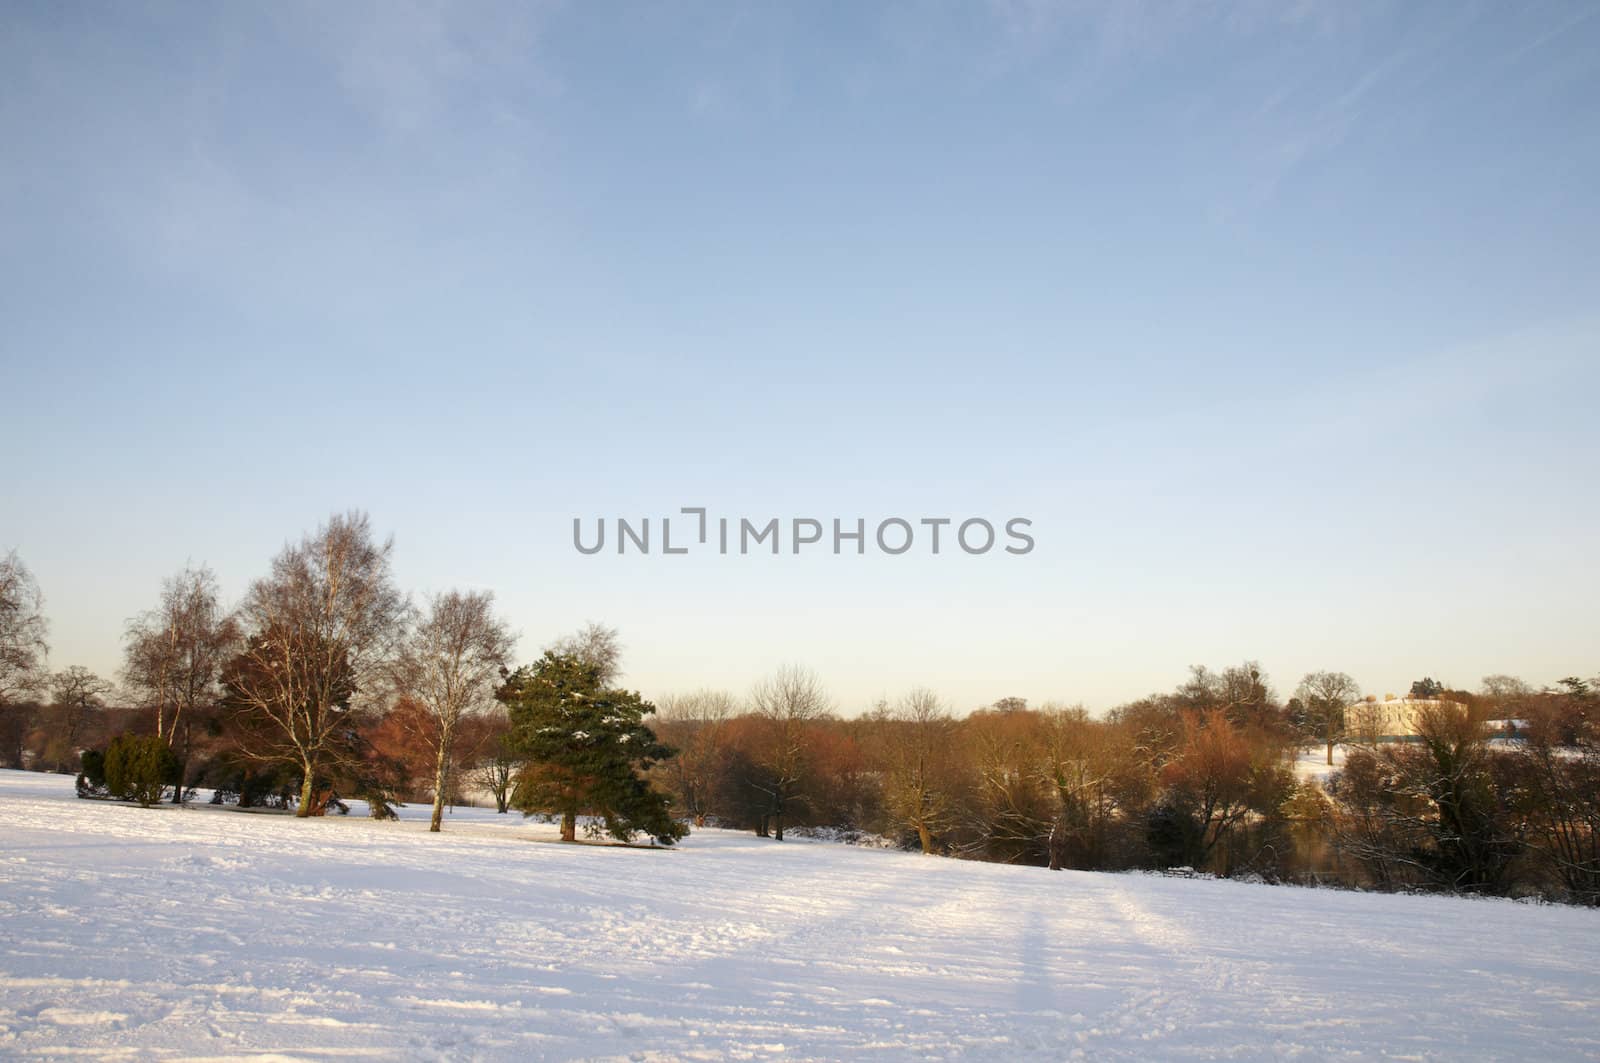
[394,589,517,832]
[499,651,684,845]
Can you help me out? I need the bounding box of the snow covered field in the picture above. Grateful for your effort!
[2,770,1597,1060]
[1293,745,1348,786]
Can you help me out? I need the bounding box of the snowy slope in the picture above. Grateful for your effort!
[1,770,1596,1060]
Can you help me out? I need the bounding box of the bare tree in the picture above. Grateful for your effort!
[966,708,1053,863]
[1516,680,1600,903]
[1480,674,1534,728]
[1296,671,1361,765]
[1346,698,1387,747]
[547,622,623,685]
[225,511,405,816]
[749,664,830,840]
[395,589,518,832]
[0,549,50,728]
[45,666,112,772]
[470,738,518,814]
[123,565,235,740]
[1331,703,1517,894]
[1037,704,1137,871]
[872,688,956,854]
[657,688,737,826]
[1481,674,1533,701]
[122,565,238,800]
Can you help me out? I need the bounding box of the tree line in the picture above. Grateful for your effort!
[2,528,1597,902]
[0,516,680,844]
[648,668,1599,903]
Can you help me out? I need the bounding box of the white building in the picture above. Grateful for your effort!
[1345,695,1468,741]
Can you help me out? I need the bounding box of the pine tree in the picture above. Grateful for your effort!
[498,652,686,845]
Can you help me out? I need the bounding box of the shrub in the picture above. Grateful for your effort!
[103,733,180,808]
[1146,799,1202,868]
[76,748,108,797]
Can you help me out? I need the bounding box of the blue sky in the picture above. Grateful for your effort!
[3,1,1597,713]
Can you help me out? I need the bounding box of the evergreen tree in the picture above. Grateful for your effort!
[103,733,180,807]
[498,652,685,845]
[76,748,107,798]
[1410,677,1444,699]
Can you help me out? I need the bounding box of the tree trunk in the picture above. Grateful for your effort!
[918,823,933,855]
[561,810,577,842]
[296,766,316,817]
[430,734,452,833]
[773,811,784,841]
[171,721,190,805]
[1327,739,1335,766]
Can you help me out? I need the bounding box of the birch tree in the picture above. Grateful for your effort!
[224,511,404,816]
[122,565,238,800]
[123,565,236,740]
[0,550,49,765]
[396,589,517,832]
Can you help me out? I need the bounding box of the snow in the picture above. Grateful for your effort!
[1295,741,1538,786]
[1294,745,1349,785]
[2,770,1598,1060]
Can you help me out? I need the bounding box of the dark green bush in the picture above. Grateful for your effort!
[77,748,107,793]
[104,733,180,808]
